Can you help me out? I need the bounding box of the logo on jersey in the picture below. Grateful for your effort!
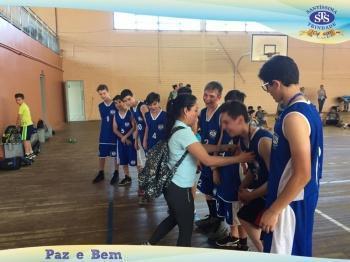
[272,133,279,149]
[110,110,116,115]
[130,160,136,166]
[209,130,217,139]
[158,124,164,130]
[111,151,117,157]
[125,122,130,127]
[137,124,143,131]
[138,116,143,122]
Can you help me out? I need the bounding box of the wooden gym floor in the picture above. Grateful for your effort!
[0,121,349,259]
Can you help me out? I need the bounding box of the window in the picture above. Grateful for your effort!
[114,12,201,31]
[158,17,201,31]
[206,20,274,32]
[113,12,274,32]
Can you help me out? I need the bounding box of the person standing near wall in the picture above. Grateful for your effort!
[15,93,35,162]
[317,84,327,113]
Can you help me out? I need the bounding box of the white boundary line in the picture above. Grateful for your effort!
[320,179,350,185]
[315,209,350,233]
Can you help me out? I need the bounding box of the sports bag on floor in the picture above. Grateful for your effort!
[138,126,188,200]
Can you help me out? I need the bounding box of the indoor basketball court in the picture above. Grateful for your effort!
[0,2,349,261]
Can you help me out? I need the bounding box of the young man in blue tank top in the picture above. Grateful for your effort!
[121,89,148,170]
[143,92,167,151]
[92,84,120,185]
[195,81,223,232]
[220,101,272,252]
[211,90,250,250]
[258,56,323,256]
[113,95,137,187]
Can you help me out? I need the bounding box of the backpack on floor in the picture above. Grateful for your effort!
[138,126,188,200]
[0,157,22,170]
[2,125,21,144]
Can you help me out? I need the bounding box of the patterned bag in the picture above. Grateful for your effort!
[138,126,188,199]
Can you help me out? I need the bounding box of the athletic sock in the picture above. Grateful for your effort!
[240,237,248,246]
[207,199,218,218]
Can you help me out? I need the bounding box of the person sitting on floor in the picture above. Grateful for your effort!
[323,107,342,127]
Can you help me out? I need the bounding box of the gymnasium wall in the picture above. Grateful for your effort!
[36,8,350,120]
[0,16,64,134]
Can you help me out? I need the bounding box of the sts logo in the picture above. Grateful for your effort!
[301,5,342,39]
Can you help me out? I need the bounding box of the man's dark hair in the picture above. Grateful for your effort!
[113,95,122,101]
[96,84,109,92]
[15,93,24,99]
[220,101,249,123]
[120,89,133,99]
[224,90,246,103]
[172,84,178,90]
[177,86,192,96]
[258,55,299,87]
[204,81,223,96]
[186,84,191,88]
[257,106,262,110]
[145,92,160,105]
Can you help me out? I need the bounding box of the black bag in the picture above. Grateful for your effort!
[0,157,22,170]
[138,126,188,200]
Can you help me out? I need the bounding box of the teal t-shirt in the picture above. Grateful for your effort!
[168,120,199,188]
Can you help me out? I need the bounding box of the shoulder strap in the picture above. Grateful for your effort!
[170,126,185,136]
[169,126,188,172]
[172,151,189,172]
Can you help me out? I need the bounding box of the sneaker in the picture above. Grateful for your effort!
[110,171,119,185]
[208,221,229,243]
[141,242,151,246]
[118,176,132,186]
[92,171,105,184]
[195,215,220,230]
[236,244,250,251]
[215,235,240,247]
[29,153,37,159]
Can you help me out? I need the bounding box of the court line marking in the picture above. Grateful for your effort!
[320,179,350,185]
[315,209,350,233]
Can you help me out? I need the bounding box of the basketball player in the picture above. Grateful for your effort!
[120,89,148,169]
[143,92,167,151]
[92,84,119,185]
[113,95,137,186]
[258,56,323,256]
[195,81,223,231]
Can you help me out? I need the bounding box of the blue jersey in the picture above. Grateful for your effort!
[267,101,323,206]
[240,128,272,190]
[217,131,240,202]
[263,100,323,256]
[145,110,167,150]
[99,102,117,144]
[131,101,146,142]
[199,107,221,145]
[114,110,134,142]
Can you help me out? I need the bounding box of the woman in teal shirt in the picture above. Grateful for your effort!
[147,94,254,247]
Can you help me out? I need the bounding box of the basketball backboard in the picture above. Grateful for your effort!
[251,34,288,62]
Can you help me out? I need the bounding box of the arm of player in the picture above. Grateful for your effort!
[112,116,125,142]
[260,113,311,233]
[211,127,224,185]
[123,117,136,140]
[143,124,149,150]
[187,142,255,168]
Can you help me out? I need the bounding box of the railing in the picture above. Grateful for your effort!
[0,5,59,54]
